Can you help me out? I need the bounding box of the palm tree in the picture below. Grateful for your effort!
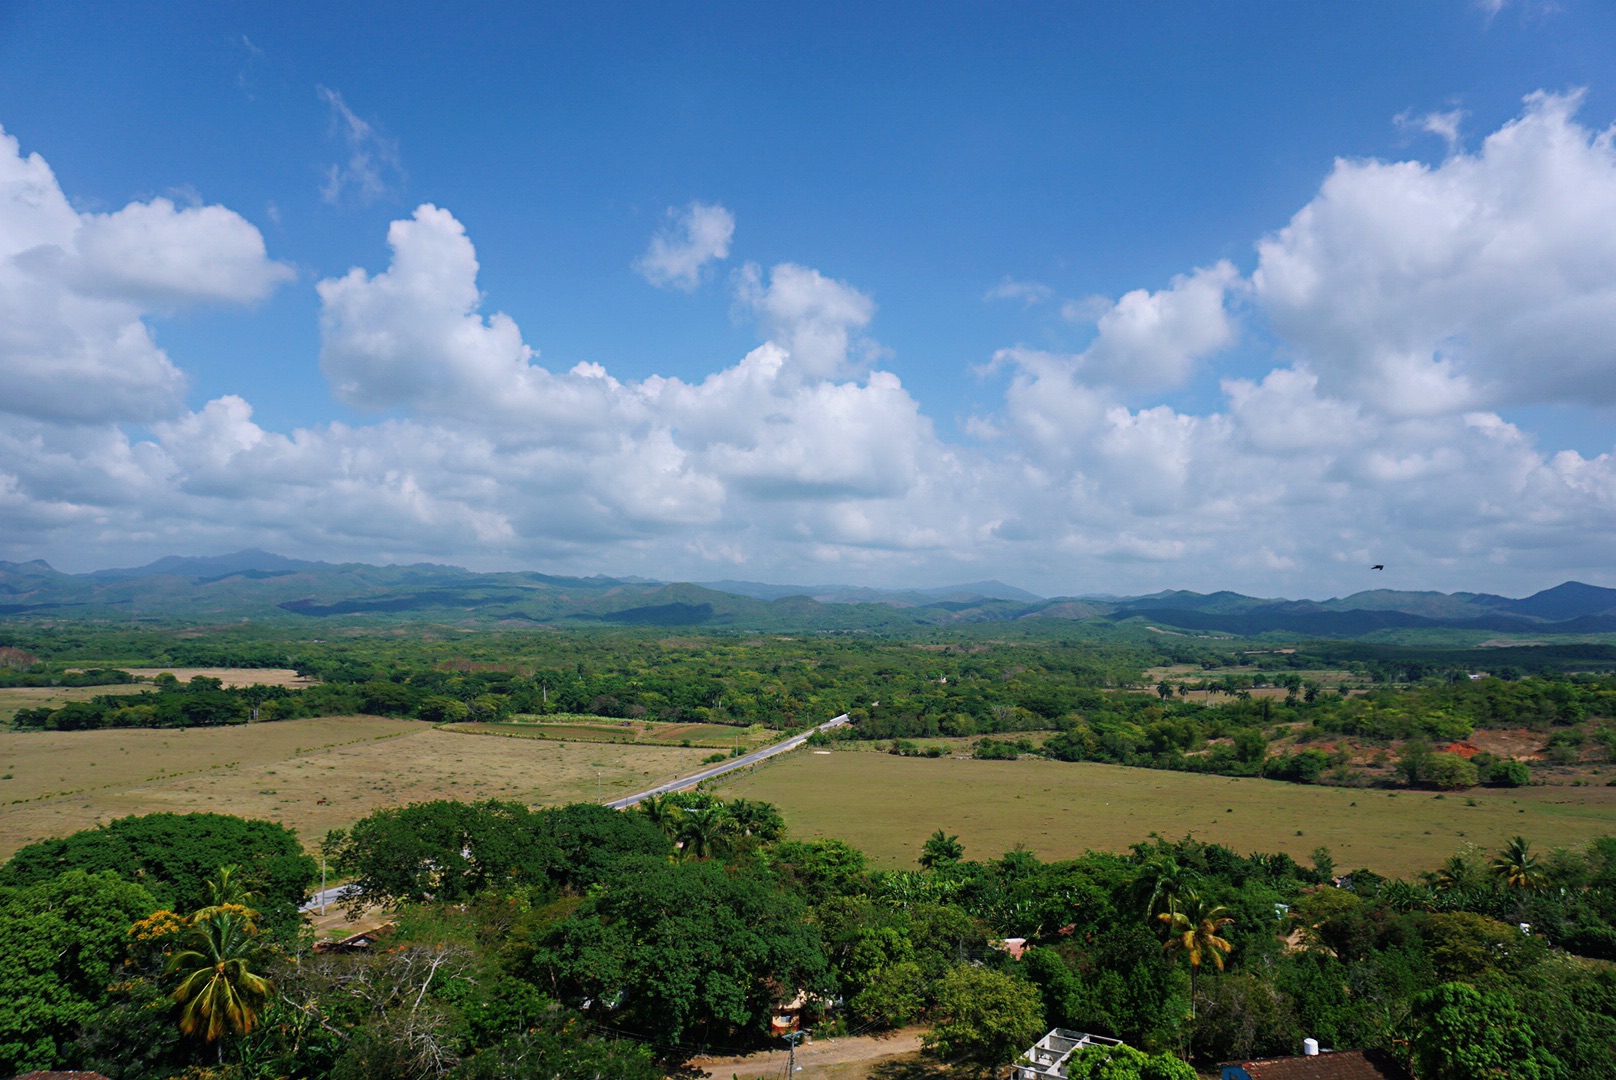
[1492,836,1545,891]
[193,864,259,923]
[167,909,273,1049]
[727,798,784,841]
[918,829,964,869]
[1379,878,1435,913]
[636,794,680,839]
[1158,895,1234,1020]
[1134,856,1200,918]
[1430,850,1481,893]
[676,805,731,860]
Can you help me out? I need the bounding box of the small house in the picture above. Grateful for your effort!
[994,936,1029,960]
[1221,1045,1407,1080]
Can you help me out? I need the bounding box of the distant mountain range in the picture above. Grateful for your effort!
[3,550,1616,637]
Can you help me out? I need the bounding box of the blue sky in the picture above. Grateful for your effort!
[3,1,1616,597]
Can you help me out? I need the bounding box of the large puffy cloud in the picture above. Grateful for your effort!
[1254,91,1616,415]
[313,203,946,543]
[65,198,292,307]
[0,126,290,424]
[12,97,1616,596]
[318,204,573,420]
[976,343,1616,589]
[1076,261,1239,391]
[735,261,877,380]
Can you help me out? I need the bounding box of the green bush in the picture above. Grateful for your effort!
[1424,753,1480,790]
[1484,758,1530,787]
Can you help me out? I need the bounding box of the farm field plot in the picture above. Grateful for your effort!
[0,683,146,724]
[0,716,715,857]
[447,716,775,749]
[718,750,1616,877]
[117,667,313,688]
[0,669,314,724]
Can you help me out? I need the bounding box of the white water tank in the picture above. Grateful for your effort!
[1303,1038,1320,1056]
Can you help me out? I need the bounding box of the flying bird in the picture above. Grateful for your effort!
[1371,564,1384,570]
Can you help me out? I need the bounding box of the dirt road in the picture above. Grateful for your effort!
[693,1026,926,1080]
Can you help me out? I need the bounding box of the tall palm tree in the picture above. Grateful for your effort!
[167,909,273,1048]
[1134,856,1200,918]
[1158,895,1234,1020]
[1492,836,1545,891]
[676,805,731,860]
[636,794,680,839]
[193,864,259,924]
[1431,850,1481,893]
[727,798,784,841]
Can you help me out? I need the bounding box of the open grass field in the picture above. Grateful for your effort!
[0,684,147,724]
[0,669,314,725]
[118,667,313,688]
[0,716,716,858]
[717,750,1616,877]
[451,715,775,749]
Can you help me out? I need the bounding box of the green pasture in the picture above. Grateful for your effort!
[717,749,1616,877]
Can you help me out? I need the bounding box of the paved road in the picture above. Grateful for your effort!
[300,883,359,913]
[299,713,851,911]
[605,713,849,809]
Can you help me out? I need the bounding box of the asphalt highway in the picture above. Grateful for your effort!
[298,712,851,911]
[605,712,849,809]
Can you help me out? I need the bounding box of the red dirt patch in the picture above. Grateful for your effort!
[1461,729,1546,761]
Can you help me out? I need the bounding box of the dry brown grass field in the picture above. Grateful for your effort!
[0,684,147,724]
[117,667,313,687]
[449,716,775,749]
[0,669,314,725]
[694,1027,930,1080]
[717,749,1616,877]
[0,716,716,857]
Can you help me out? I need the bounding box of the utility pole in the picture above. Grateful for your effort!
[783,1030,804,1075]
[320,856,327,916]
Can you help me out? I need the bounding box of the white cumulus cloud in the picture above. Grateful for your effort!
[634,202,735,290]
[1254,90,1616,416]
[1079,261,1240,391]
[0,126,290,424]
[9,96,1616,599]
[735,261,877,380]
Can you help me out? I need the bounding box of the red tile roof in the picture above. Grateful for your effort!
[1228,1049,1408,1080]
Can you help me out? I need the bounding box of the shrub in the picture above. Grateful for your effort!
[1484,759,1530,788]
[1424,753,1480,791]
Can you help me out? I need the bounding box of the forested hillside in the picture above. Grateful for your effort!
[8,551,1616,636]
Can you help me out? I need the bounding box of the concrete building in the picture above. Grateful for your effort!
[1011,1028,1125,1079]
